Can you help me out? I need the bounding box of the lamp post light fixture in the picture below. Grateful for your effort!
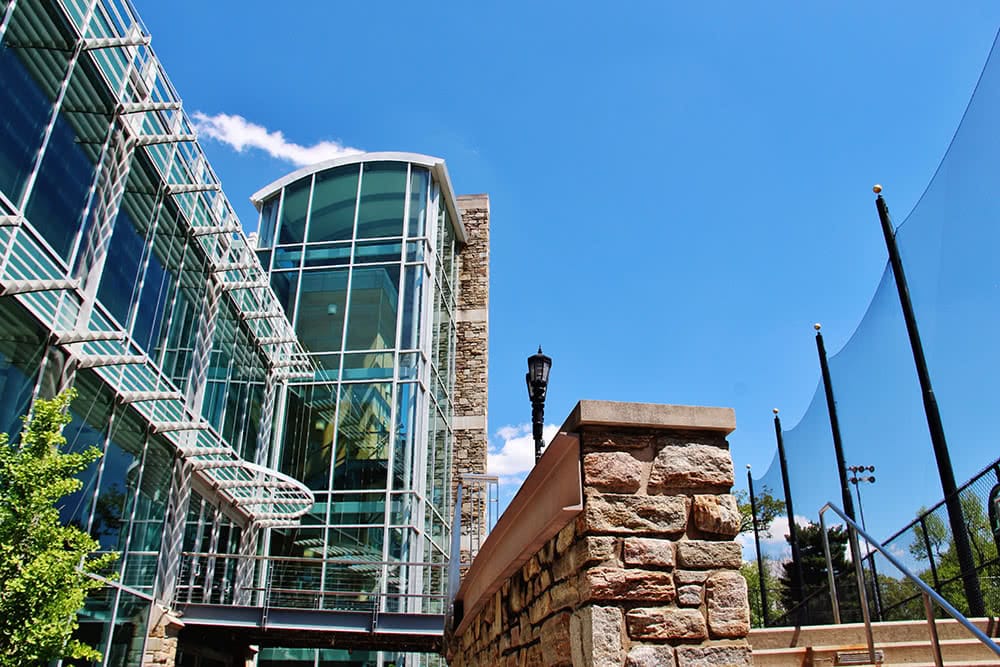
[526,346,552,463]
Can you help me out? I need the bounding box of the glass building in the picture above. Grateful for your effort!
[0,1,489,665]
[249,154,469,666]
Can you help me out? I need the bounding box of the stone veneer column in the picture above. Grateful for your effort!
[452,195,490,516]
[448,401,751,667]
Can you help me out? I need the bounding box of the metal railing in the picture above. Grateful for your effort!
[175,552,449,617]
[819,502,1000,667]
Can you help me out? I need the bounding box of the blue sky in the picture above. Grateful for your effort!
[132,2,1000,525]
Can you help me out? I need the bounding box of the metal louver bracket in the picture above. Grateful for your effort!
[51,330,126,344]
[212,261,256,273]
[118,101,182,114]
[222,280,269,291]
[0,278,79,296]
[134,133,196,147]
[212,479,291,490]
[117,390,184,404]
[234,496,314,507]
[80,35,151,50]
[243,310,283,320]
[274,370,314,381]
[165,183,221,195]
[150,421,210,434]
[189,459,241,471]
[258,336,297,345]
[0,216,23,227]
[191,223,241,237]
[270,359,308,369]
[178,446,233,457]
[76,354,147,369]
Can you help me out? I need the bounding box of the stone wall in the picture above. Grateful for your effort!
[453,194,490,562]
[448,402,751,667]
[141,606,182,666]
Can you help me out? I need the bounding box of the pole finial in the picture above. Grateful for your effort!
[746,464,752,470]
[873,184,883,194]
[538,345,543,354]
[773,408,779,415]
[814,322,822,331]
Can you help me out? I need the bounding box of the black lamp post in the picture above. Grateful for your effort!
[526,346,552,463]
[874,185,984,616]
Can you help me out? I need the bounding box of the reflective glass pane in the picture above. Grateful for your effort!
[303,243,351,268]
[308,166,358,243]
[334,382,392,490]
[277,179,311,245]
[0,44,51,203]
[393,383,419,491]
[295,268,348,353]
[258,196,279,247]
[400,264,424,350]
[354,240,401,264]
[357,162,406,239]
[328,493,386,525]
[345,265,400,351]
[279,384,337,490]
[272,245,302,270]
[408,167,429,237]
[341,352,394,381]
[270,271,299,320]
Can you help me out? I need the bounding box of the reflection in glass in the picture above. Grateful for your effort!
[408,167,429,237]
[345,266,399,351]
[334,383,392,491]
[277,178,310,245]
[295,268,348,353]
[308,166,359,243]
[357,162,406,239]
[303,243,352,268]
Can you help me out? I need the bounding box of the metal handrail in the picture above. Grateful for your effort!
[820,502,1000,666]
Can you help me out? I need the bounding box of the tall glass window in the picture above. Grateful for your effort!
[357,162,406,239]
[307,165,358,243]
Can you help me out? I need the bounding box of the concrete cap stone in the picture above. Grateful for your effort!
[561,400,735,435]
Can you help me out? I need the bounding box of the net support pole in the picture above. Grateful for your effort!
[874,187,984,616]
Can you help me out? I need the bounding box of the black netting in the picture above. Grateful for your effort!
[750,30,1000,624]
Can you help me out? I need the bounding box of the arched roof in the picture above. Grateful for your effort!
[249,152,466,244]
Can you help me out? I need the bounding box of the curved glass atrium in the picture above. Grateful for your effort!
[251,154,461,612]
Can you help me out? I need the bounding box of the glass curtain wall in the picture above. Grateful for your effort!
[0,2,297,663]
[256,159,457,667]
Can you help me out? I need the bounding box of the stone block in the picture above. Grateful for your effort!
[675,541,742,569]
[706,571,750,638]
[540,612,573,666]
[585,493,689,535]
[584,451,643,493]
[627,645,676,667]
[692,495,741,537]
[674,569,709,585]
[623,537,675,568]
[648,445,734,492]
[677,583,703,607]
[626,607,707,641]
[675,644,752,666]
[570,605,624,667]
[549,578,580,611]
[583,567,676,603]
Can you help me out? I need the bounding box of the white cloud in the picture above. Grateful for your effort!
[487,422,559,478]
[739,514,813,561]
[191,112,361,167]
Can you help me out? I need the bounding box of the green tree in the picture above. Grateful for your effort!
[0,390,117,664]
[778,522,859,624]
[735,486,785,535]
[907,495,1000,616]
[741,558,782,627]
